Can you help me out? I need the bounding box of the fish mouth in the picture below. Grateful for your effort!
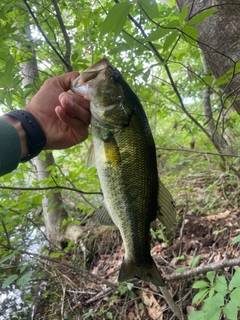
[71,58,110,97]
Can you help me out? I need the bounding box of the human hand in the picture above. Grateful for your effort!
[25,72,90,150]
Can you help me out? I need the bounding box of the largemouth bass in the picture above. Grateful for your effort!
[71,58,176,286]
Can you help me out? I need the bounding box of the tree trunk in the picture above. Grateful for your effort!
[176,0,240,114]
[34,153,68,245]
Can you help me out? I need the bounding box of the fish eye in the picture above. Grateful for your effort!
[110,75,119,82]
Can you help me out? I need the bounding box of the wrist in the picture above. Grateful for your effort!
[4,110,46,162]
[1,115,29,158]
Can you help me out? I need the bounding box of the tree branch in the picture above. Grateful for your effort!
[23,0,69,70]
[0,185,102,195]
[166,258,240,282]
[52,0,72,72]
[156,146,240,158]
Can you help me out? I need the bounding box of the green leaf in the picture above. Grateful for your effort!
[214,74,229,86]
[187,9,218,25]
[214,276,228,296]
[188,311,205,320]
[0,252,14,264]
[163,30,179,51]
[231,234,240,245]
[118,283,128,295]
[140,0,159,19]
[192,289,208,304]
[144,27,172,42]
[203,75,214,86]
[100,3,132,38]
[204,292,224,309]
[143,69,150,82]
[189,255,201,268]
[122,33,135,47]
[182,25,199,42]
[206,271,216,285]
[166,19,181,28]
[204,308,221,320]
[16,271,33,286]
[4,55,15,87]
[174,267,186,273]
[223,300,239,320]
[230,287,240,306]
[2,274,19,289]
[49,252,64,258]
[229,268,240,290]
[179,3,188,25]
[192,280,209,289]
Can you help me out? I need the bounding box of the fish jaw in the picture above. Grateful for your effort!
[71,59,132,128]
[71,59,109,100]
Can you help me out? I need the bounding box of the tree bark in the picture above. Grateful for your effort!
[176,0,240,114]
[34,153,68,245]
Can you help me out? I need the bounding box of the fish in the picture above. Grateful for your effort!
[71,58,176,286]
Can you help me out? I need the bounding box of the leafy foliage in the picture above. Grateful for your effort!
[190,270,240,320]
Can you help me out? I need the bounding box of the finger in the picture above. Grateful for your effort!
[55,106,89,141]
[59,94,91,124]
[59,92,90,111]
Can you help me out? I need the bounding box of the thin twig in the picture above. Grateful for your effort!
[0,243,118,289]
[0,185,102,195]
[160,286,184,320]
[23,0,69,69]
[166,258,240,281]
[156,146,240,158]
[52,0,72,72]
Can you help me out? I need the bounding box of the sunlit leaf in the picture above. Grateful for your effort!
[182,25,199,43]
[230,287,240,306]
[100,2,132,38]
[163,30,179,51]
[229,268,240,290]
[2,274,19,289]
[187,9,218,25]
[223,300,238,320]
[140,0,159,19]
[16,271,33,286]
[179,3,188,25]
[144,27,172,42]
[231,234,240,246]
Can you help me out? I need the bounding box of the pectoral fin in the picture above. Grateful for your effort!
[95,203,115,226]
[86,143,95,168]
[157,177,176,230]
[103,135,121,166]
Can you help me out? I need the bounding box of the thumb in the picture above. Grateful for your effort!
[57,71,80,91]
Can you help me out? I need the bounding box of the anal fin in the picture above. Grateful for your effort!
[95,203,115,226]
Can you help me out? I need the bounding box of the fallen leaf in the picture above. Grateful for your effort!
[202,210,231,221]
[141,291,164,320]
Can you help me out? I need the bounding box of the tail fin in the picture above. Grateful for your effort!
[118,258,165,286]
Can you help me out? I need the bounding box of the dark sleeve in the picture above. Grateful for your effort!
[0,118,21,176]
